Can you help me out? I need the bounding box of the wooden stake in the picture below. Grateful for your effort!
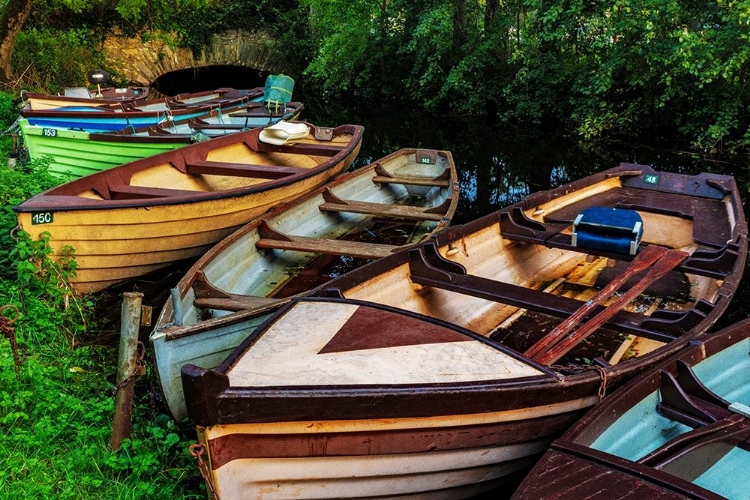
[110,292,143,450]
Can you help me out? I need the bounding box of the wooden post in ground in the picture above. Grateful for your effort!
[110,291,143,450]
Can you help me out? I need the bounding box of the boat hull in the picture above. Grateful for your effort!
[180,163,747,499]
[15,124,363,292]
[19,119,189,179]
[21,88,263,132]
[152,148,459,421]
[512,318,750,500]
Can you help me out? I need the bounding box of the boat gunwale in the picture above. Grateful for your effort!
[13,123,365,212]
[151,147,459,337]
[512,319,750,500]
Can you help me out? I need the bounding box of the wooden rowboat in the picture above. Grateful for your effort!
[20,88,263,131]
[181,163,746,498]
[14,122,364,293]
[21,85,151,109]
[151,148,459,421]
[512,317,750,500]
[19,102,304,179]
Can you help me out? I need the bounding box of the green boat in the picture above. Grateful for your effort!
[19,100,304,180]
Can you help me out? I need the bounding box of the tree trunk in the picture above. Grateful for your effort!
[452,0,467,49]
[485,0,498,26]
[0,0,33,82]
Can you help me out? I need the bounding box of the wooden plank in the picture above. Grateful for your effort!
[319,188,447,221]
[372,164,451,188]
[255,219,399,258]
[319,201,446,221]
[407,246,681,343]
[188,123,248,131]
[524,245,668,360]
[191,269,286,312]
[194,296,284,312]
[372,176,450,188]
[108,184,199,199]
[256,235,397,259]
[259,142,343,157]
[184,160,307,179]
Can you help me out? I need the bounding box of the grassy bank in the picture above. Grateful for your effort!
[0,93,202,499]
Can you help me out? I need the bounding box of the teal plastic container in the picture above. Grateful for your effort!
[263,74,295,105]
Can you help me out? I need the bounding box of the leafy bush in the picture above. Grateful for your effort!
[0,156,200,498]
[11,28,110,93]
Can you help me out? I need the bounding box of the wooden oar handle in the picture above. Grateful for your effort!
[534,249,688,365]
[524,245,668,359]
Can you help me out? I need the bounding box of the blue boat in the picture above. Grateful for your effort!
[513,317,750,500]
[20,87,263,132]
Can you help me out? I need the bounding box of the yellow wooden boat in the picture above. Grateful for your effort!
[14,122,364,293]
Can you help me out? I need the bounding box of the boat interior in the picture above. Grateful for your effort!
[319,174,742,368]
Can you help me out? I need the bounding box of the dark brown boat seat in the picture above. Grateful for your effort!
[318,188,452,222]
[189,271,286,313]
[403,242,715,343]
[108,184,199,199]
[254,220,399,259]
[184,160,306,179]
[371,164,452,188]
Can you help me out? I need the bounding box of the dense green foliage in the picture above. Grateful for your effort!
[12,27,114,93]
[9,0,750,151]
[300,0,750,153]
[0,91,201,498]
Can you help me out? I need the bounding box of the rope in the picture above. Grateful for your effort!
[190,444,218,498]
[591,364,609,399]
[549,362,609,399]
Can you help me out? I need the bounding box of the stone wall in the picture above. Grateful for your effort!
[101,30,286,85]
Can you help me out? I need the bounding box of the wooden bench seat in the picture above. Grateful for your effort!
[193,296,284,312]
[190,270,286,312]
[255,220,398,259]
[188,122,249,131]
[371,164,451,188]
[258,142,344,157]
[405,243,709,342]
[184,160,307,179]
[318,188,450,222]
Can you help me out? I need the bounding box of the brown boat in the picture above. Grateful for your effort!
[180,163,747,498]
[512,317,750,500]
[14,122,364,293]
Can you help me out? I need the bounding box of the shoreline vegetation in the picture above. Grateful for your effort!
[2,1,750,498]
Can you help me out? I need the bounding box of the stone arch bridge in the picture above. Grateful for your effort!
[102,29,287,86]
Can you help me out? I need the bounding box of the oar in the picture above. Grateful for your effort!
[524,245,669,360]
[533,249,688,365]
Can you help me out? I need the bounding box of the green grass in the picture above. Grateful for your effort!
[0,104,204,498]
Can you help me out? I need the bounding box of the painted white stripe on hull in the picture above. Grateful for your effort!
[214,441,547,499]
